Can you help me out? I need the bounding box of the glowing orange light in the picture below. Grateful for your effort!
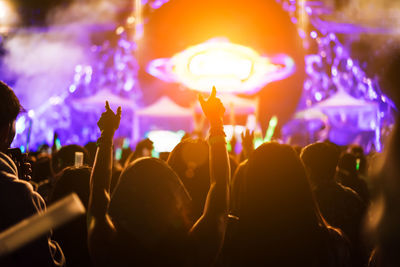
[0,0,18,32]
[0,1,8,19]
[183,44,255,80]
[147,38,296,94]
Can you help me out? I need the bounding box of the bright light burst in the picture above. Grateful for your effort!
[147,38,296,94]
[0,1,7,19]
[0,0,18,29]
[146,130,185,153]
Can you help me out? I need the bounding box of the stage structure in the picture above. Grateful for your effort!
[133,96,193,142]
[278,0,396,151]
[4,0,397,152]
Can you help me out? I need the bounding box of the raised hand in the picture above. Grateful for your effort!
[97,101,122,137]
[198,86,225,126]
[241,129,254,150]
[241,129,254,159]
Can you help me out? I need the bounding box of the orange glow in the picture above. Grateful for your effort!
[185,43,255,80]
[0,0,18,32]
[171,40,280,93]
[147,39,296,94]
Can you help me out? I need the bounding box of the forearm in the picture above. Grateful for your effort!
[188,124,230,265]
[88,135,113,219]
[206,122,230,217]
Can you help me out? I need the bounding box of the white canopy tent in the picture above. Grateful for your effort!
[133,96,193,141]
[72,89,137,110]
[295,89,381,149]
[135,96,193,117]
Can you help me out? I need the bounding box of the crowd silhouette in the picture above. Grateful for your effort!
[0,64,399,267]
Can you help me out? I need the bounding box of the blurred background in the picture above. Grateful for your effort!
[0,0,398,154]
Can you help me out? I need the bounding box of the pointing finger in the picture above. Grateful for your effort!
[105,101,111,111]
[210,86,217,99]
[117,106,122,117]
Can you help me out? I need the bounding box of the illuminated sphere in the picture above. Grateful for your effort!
[140,0,305,128]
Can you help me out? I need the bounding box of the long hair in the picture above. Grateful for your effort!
[108,157,192,265]
[167,138,209,220]
[235,142,332,265]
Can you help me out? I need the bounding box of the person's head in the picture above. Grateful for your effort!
[242,142,322,230]
[167,138,209,219]
[51,145,90,175]
[300,142,340,184]
[109,157,191,262]
[50,166,91,208]
[0,81,22,152]
[84,141,97,166]
[31,154,53,183]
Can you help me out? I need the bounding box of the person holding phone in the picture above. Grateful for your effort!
[0,81,64,266]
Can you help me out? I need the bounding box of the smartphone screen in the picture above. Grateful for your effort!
[74,152,84,167]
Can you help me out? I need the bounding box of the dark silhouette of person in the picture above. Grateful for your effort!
[31,154,53,199]
[225,142,350,266]
[51,144,90,175]
[337,153,370,205]
[49,166,93,267]
[123,138,154,167]
[167,138,210,221]
[0,81,64,266]
[349,145,368,178]
[87,87,230,266]
[301,142,367,267]
[84,141,98,166]
[230,159,247,217]
[365,50,400,267]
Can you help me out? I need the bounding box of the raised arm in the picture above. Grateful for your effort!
[87,101,121,266]
[241,129,254,160]
[189,87,230,265]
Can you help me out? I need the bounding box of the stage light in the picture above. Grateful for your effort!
[0,1,7,19]
[0,0,17,31]
[115,26,124,35]
[69,85,77,93]
[223,125,246,142]
[310,31,318,39]
[146,130,185,153]
[0,0,12,20]
[27,110,35,118]
[147,38,296,94]
[315,92,322,101]
[16,116,26,135]
[126,16,135,24]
